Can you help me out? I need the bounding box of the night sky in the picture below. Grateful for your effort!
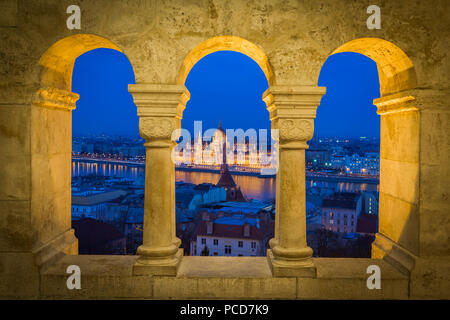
[72,49,380,139]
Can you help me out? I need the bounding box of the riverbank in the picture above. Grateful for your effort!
[72,158,379,184]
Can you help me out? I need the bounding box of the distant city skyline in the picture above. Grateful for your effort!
[72,49,380,139]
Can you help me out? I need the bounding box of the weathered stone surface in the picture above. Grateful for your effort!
[153,275,297,299]
[0,200,32,252]
[410,257,450,299]
[41,255,153,299]
[297,258,408,299]
[378,192,419,256]
[0,153,31,201]
[0,105,31,156]
[380,158,419,205]
[37,256,409,299]
[379,110,420,163]
[0,252,40,299]
[0,0,448,299]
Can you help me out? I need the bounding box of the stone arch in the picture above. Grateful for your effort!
[31,34,133,259]
[178,35,274,86]
[321,38,421,265]
[39,34,124,91]
[330,37,417,96]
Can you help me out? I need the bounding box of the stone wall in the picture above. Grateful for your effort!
[0,0,449,299]
[1,0,449,98]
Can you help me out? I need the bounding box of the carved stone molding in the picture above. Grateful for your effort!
[376,89,450,115]
[263,85,326,121]
[129,84,190,143]
[375,91,417,115]
[278,118,314,143]
[33,87,79,111]
[129,84,188,119]
[139,117,176,142]
[263,85,325,147]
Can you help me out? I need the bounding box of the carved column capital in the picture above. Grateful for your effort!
[139,117,176,143]
[263,85,326,147]
[278,118,315,145]
[129,84,190,144]
[33,87,79,111]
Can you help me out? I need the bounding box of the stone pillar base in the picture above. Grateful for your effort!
[372,234,450,299]
[32,228,78,272]
[133,249,183,276]
[371,233,417,275]
[267,249,316,278]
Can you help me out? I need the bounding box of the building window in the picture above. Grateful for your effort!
[238,241,243,248]
[201,238,206,245]
[251,242,256,249]
[213,239,218,246]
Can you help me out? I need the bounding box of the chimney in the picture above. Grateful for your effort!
[243,223,250,237]
[206,221,213,235]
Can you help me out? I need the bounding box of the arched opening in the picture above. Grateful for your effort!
[39,34,123,91]
[331,38,417,96]
[32,34,134,260]
[71,48,137,255]
[178,36,274,86]
[311,52,380,258]
[176,36,275,257]
[176,51,276,256]
[317,38,419,264]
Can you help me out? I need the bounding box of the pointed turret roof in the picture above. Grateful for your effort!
[217,168,237,188]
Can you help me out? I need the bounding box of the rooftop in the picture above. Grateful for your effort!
[72,189,128,206]
[195,219,267,240]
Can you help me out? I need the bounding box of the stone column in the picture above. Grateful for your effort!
[263,85,325,277]
[371,90,420,273]
[31,87,80,267]
[128,84,188,275]
[371,89,450,298]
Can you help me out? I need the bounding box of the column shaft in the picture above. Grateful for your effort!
[128,84,187,275]
[138,142,178,257]
[263,85,326,277]
[276,148,310,257]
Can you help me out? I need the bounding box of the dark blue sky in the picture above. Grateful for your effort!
[72,49,380,138]
[72,48,137,136]
[317,52,380,138]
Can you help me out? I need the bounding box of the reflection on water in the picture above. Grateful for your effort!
[72,161,379,201]
[72,161,143,179]
[175,170,277,201]
[307,179,379,193]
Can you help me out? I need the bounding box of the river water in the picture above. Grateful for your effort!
[72,161,378,201]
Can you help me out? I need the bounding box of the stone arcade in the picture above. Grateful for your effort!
[0,0,449,299]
